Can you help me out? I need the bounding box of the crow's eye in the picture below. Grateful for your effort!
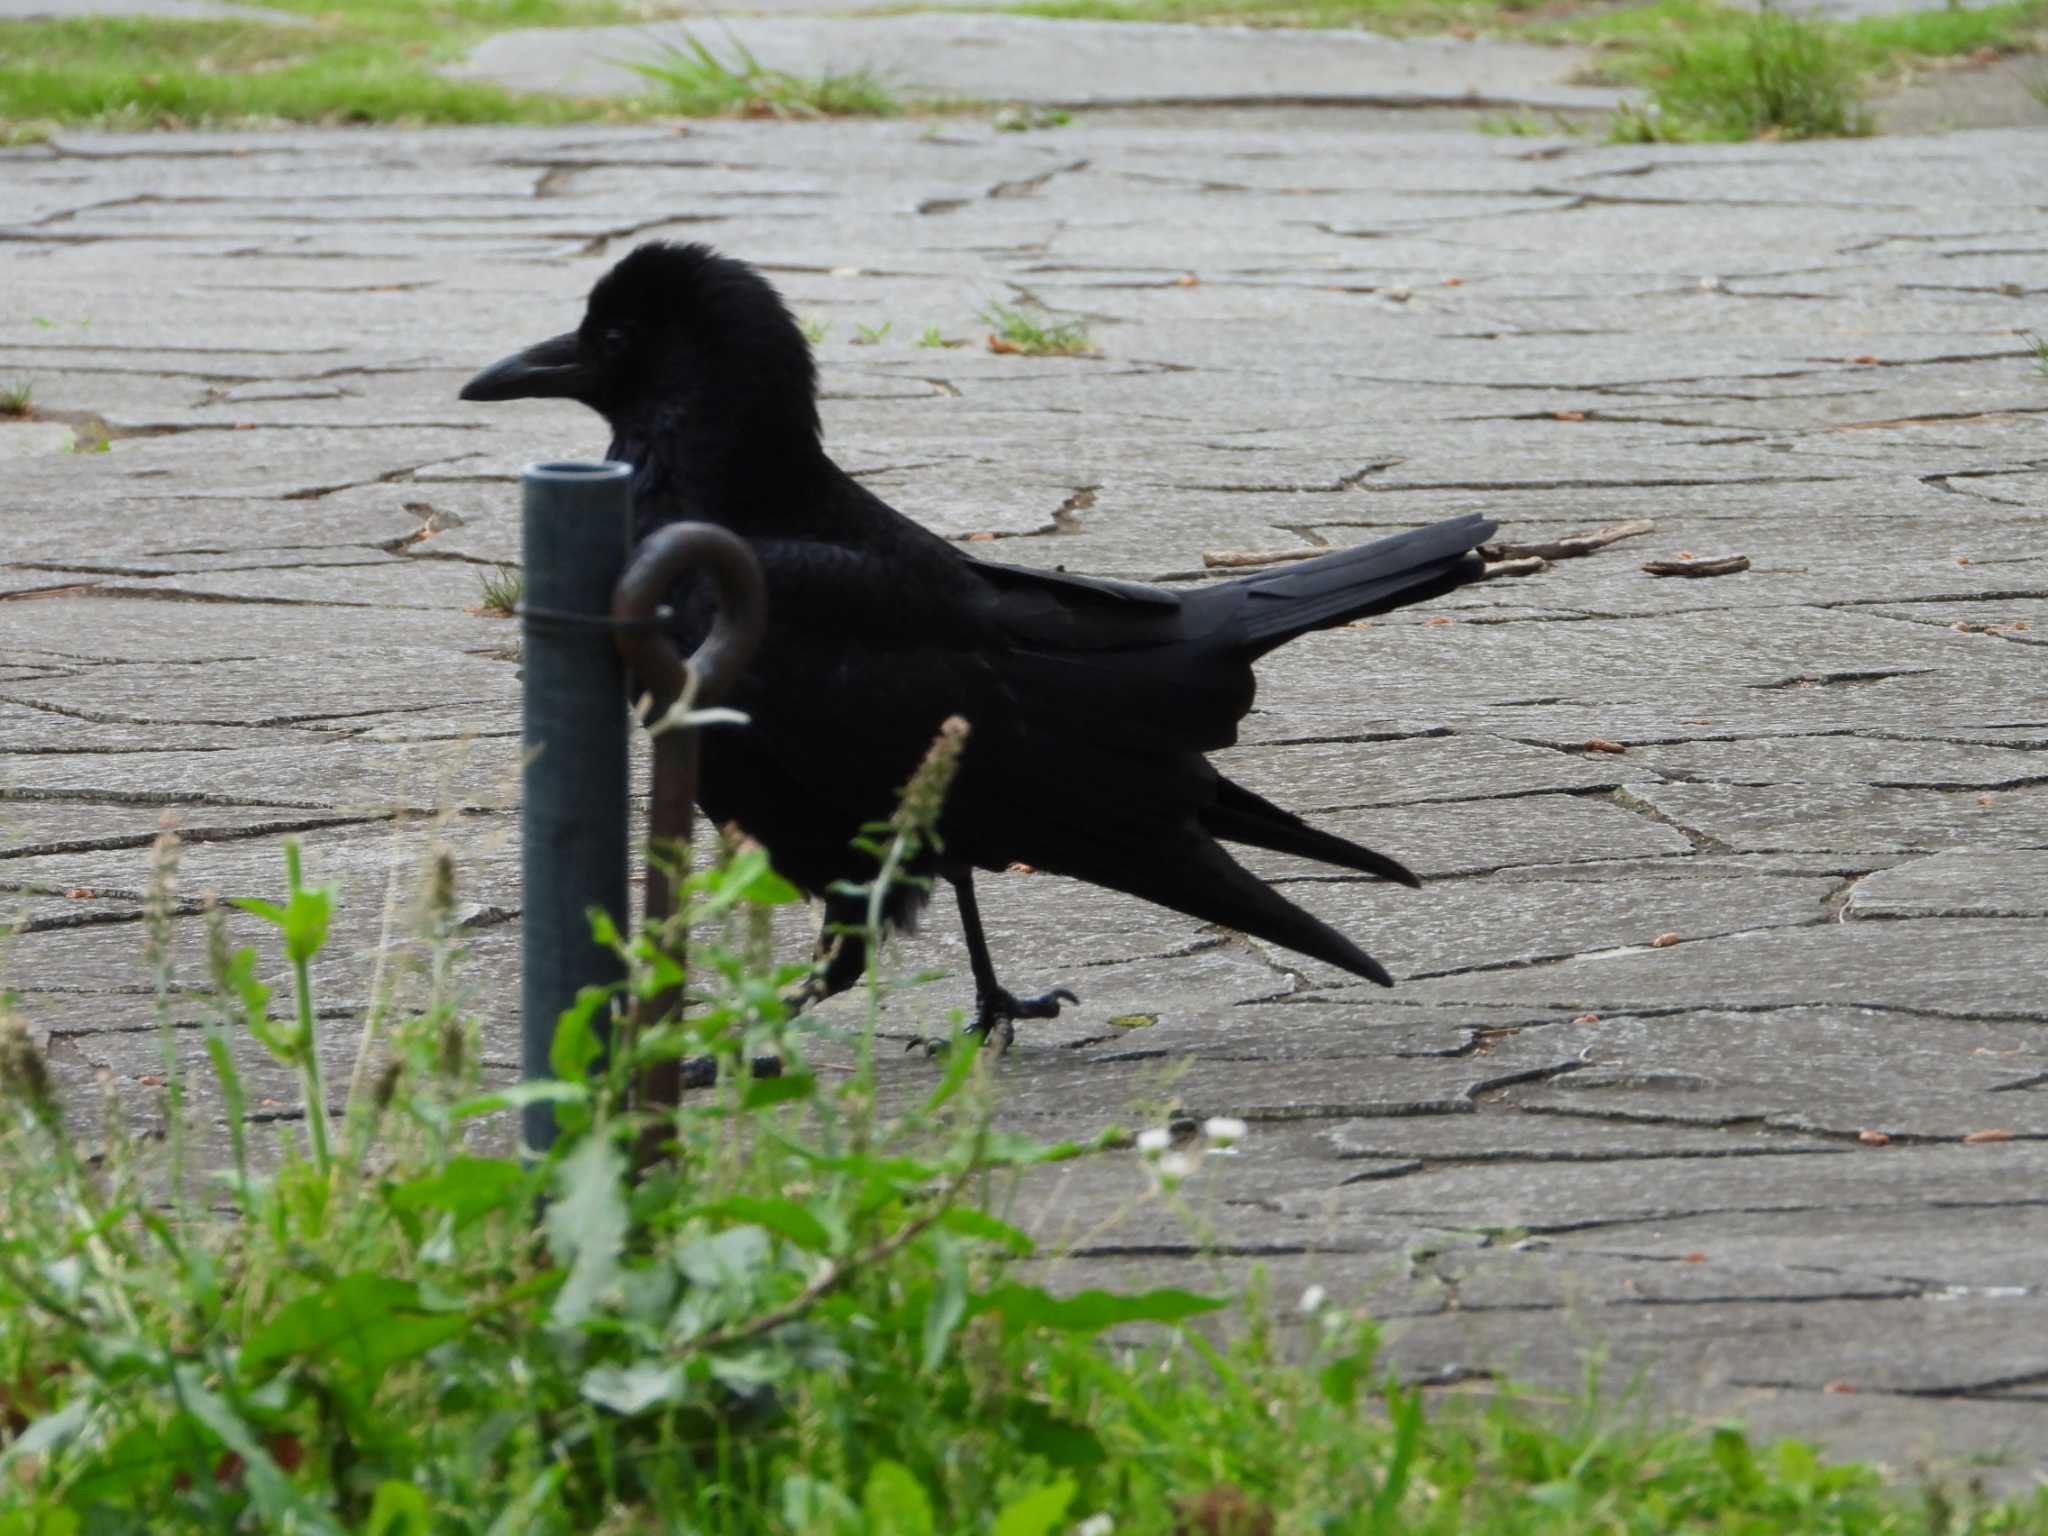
[600,328,628,358]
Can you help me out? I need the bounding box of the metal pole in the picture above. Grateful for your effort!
[519,459,633,1153]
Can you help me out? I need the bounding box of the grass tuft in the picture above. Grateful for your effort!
[1613,8,1873,141]
[625,28,900,118]
[0,382,32,418]
[979,300,1095,356]
[476,563,523,616]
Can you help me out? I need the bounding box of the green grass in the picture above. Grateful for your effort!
[3,740,2046,1533]
[1476,109,1587,136]
[2030,333,2048,378]
[624,29,901,118]
[979,301,1095,357]
[0,382,31,418]
[1609,8,1873,141]
[476,563,523,616]
[0,2,908,132]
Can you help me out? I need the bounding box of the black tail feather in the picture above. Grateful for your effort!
[1223,513,1496,654]
[1203,778,1419,887]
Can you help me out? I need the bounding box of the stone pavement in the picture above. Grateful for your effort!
[455,15,1626,114]
[3,117,2048,1484]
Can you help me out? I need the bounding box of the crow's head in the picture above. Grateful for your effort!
[460,242,820,450]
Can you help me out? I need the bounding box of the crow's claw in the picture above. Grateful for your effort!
[968,985,1080,1053]
[679,1053,785,1090]
[906,985,1079,1059]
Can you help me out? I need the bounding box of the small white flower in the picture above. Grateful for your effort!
[1076,1516,1115,1536]
[1158,1150,1198,1181]
[1298,1284,1328,1315]
[1203,1116,1248,1148]
[1136,1126,1172,1159]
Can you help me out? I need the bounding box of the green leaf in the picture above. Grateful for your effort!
[741,1071,815,1109]
[280,882,333,966]
[365,1481,431,1536]
[550,985,613,1082]
[229,896,288,928]
[920,1025,981,1114]
[586,907,624,950]
[921,1236,968,1374]
[485,1467,566,1536]
[448,1080,590,1121]
[1320,1349,1372,1411]
[691,1196,831,1252]
[387,1157,530,1229]
[974,1282,1225,1335]
[547,1132,629,1329]
[992,1478,1075,1536]
[938,1207,1034,1256]
[781,1474,860,1533]
[1003,1398,1104,1469]
[240,1273,466,1391]
[0,1398,89,1476]
[1711,1424,1759,1493]
[742,865,803,905]
[1369,1383,1423,1528]
[172,1364,344,1534]
[863,1459,935,1536]
[675,1224,772,1290]
[581,1361,685,1417]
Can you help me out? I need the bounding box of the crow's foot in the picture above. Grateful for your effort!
[909,985,1079,1057]
[679,1053,785,1090]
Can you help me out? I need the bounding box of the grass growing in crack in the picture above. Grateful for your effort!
[917,325,965,349]
[5,756,2048,1531]
[1609,8,1873,141]
[799,313,832,345]
[625,29,900,118]
[852,320,893,345]
[0,382,31,418]
[979,300,1095,357]
[475,563,523,616]
[1477,109,1587,136]
[2030,333,2048,378]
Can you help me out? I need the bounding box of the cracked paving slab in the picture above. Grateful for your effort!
[4,119,2047,1483]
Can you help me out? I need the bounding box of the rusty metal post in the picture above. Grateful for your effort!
[519,460,634,1154]
[611,524,767,1121]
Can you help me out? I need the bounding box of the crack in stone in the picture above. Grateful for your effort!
[1755,668,1929,690]
[0,813,390,862]
[1607,786,1732,853]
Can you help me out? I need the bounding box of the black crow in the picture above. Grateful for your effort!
[463,243,1494,1046]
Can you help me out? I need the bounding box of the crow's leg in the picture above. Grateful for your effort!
[680,893,866,1089]
[783,889,873,1014]
[946,867,1078,1053]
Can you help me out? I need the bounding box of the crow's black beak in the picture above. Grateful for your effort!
[459,331,589,403]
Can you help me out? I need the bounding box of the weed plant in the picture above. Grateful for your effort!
[1,723,2045,1531]
[476,564,525,617]
[626,31,900,119]
[1614,8,1873,141]
[978,302,1095,357]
